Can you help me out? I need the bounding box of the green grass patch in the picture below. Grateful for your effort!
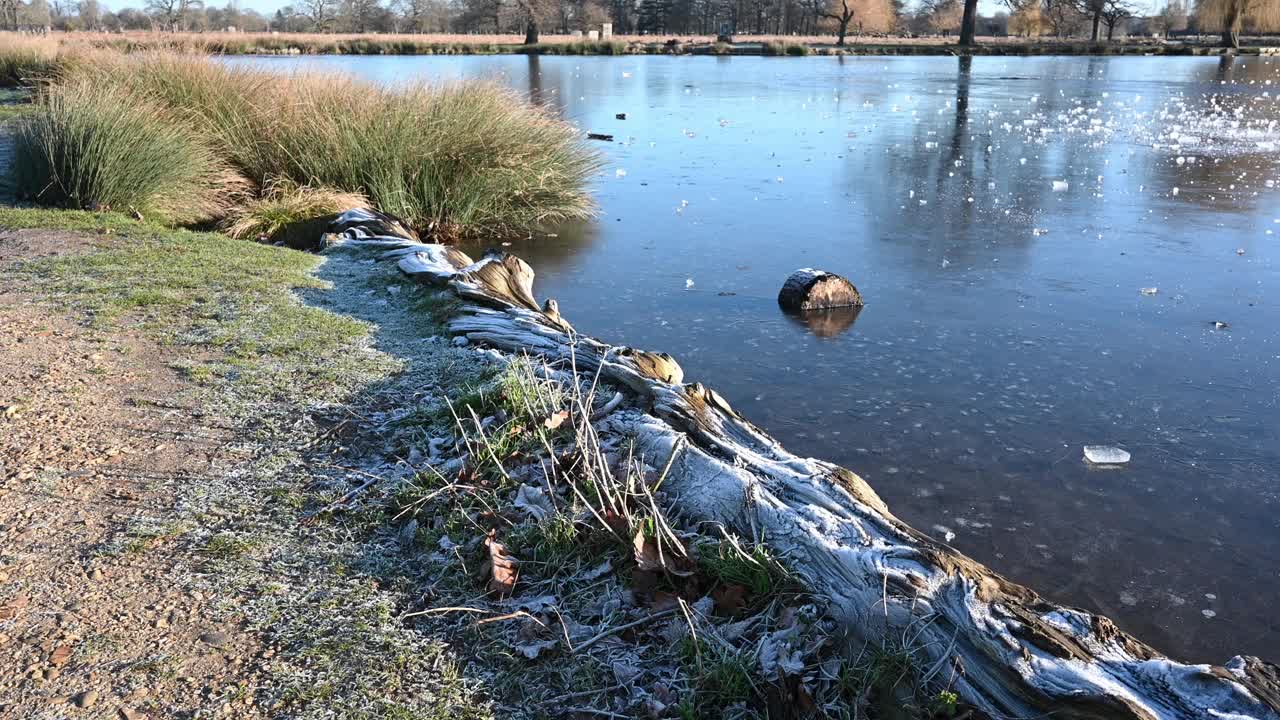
[697,538,788,598]
[676,637,756,719]
[1,206,376,400]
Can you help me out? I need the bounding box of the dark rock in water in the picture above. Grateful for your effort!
[778,269,863,312]
[615,113,627,120]
[587,133,614,141]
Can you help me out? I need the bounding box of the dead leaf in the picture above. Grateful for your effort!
[712,584,747,615]
[633,530,695,577]
[49,643,74,667]
[634,530,662,573]
[601,510,630,536]
[581,559,612,582]
[514,484,553,521]
[485,531,518,597]
[0,595,29,621]
[651,591,679,612]
[514,637,558,659]
[543,410,569,430]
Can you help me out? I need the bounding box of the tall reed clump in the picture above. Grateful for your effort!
[0,35,60,86]
[22,52,601,240]
[11,79,243,223]
[257,77,602,238]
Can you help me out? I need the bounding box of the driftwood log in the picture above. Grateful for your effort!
[327,209,1280,720]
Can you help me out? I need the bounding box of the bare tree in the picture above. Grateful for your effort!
[303,0,339,30]
[145,0,203,30]
[340,0,380,30]
[1005,0,1043,34]
[1099,0,1132,38]
[821,0,856,45]
[514,0,556,42]
[78,0,100,29]
[0,0,19,29]
[958,0,978,43]
[1196,0,1280,47]
[1154,0,1187,33]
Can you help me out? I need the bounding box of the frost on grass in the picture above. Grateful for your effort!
[142,240,961,720]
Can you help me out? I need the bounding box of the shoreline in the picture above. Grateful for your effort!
[355,210,1280,719]
[5,29,1277,59]
[83,41,1280,58]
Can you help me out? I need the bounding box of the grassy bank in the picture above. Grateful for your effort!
[0,43,600,240]
[0,204,963,718]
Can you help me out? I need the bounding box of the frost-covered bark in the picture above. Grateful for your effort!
[325,209,1280,720]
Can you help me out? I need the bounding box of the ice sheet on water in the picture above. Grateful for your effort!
[1083,445,1131,465]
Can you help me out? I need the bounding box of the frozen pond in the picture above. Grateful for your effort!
[232,53,1280,662]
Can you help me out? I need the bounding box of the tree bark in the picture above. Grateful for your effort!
[1091,9,1102,41]
[325,210,1280,720]
[1222,1,1241,48]
[525,18,538,44]
[958,0,978,45]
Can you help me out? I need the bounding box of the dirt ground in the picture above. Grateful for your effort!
[0,230,266,719]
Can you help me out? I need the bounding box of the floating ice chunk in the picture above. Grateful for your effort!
[1172,187,1180,196]
[1140,287,1158,296]
[1052,180,1069,192]
[615,168,627,177]
[685,278,695,289]
[1083,445,1131,465]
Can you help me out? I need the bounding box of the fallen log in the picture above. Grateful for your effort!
[324,211,1280,720]
[777,268,863,311]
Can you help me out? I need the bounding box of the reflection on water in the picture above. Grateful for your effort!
[228,54,1280,662]
[785,305,862,338]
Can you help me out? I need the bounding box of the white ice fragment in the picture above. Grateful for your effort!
[685,278,695,289]
[1172,187,1180,196]
[1083,445,1131,465]
[615,168,627,177]
[1140,287,1158,296]
[1052,180,1069,192]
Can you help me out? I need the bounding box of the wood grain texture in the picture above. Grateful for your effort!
[777,268,864,311]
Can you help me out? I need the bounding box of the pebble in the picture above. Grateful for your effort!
[451,336,469,347]
[198,631,229,648]
[73,690,99,709]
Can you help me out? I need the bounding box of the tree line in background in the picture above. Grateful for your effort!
[0,0,1274,46]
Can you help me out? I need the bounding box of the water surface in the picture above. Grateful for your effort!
[234,53,1280,662]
